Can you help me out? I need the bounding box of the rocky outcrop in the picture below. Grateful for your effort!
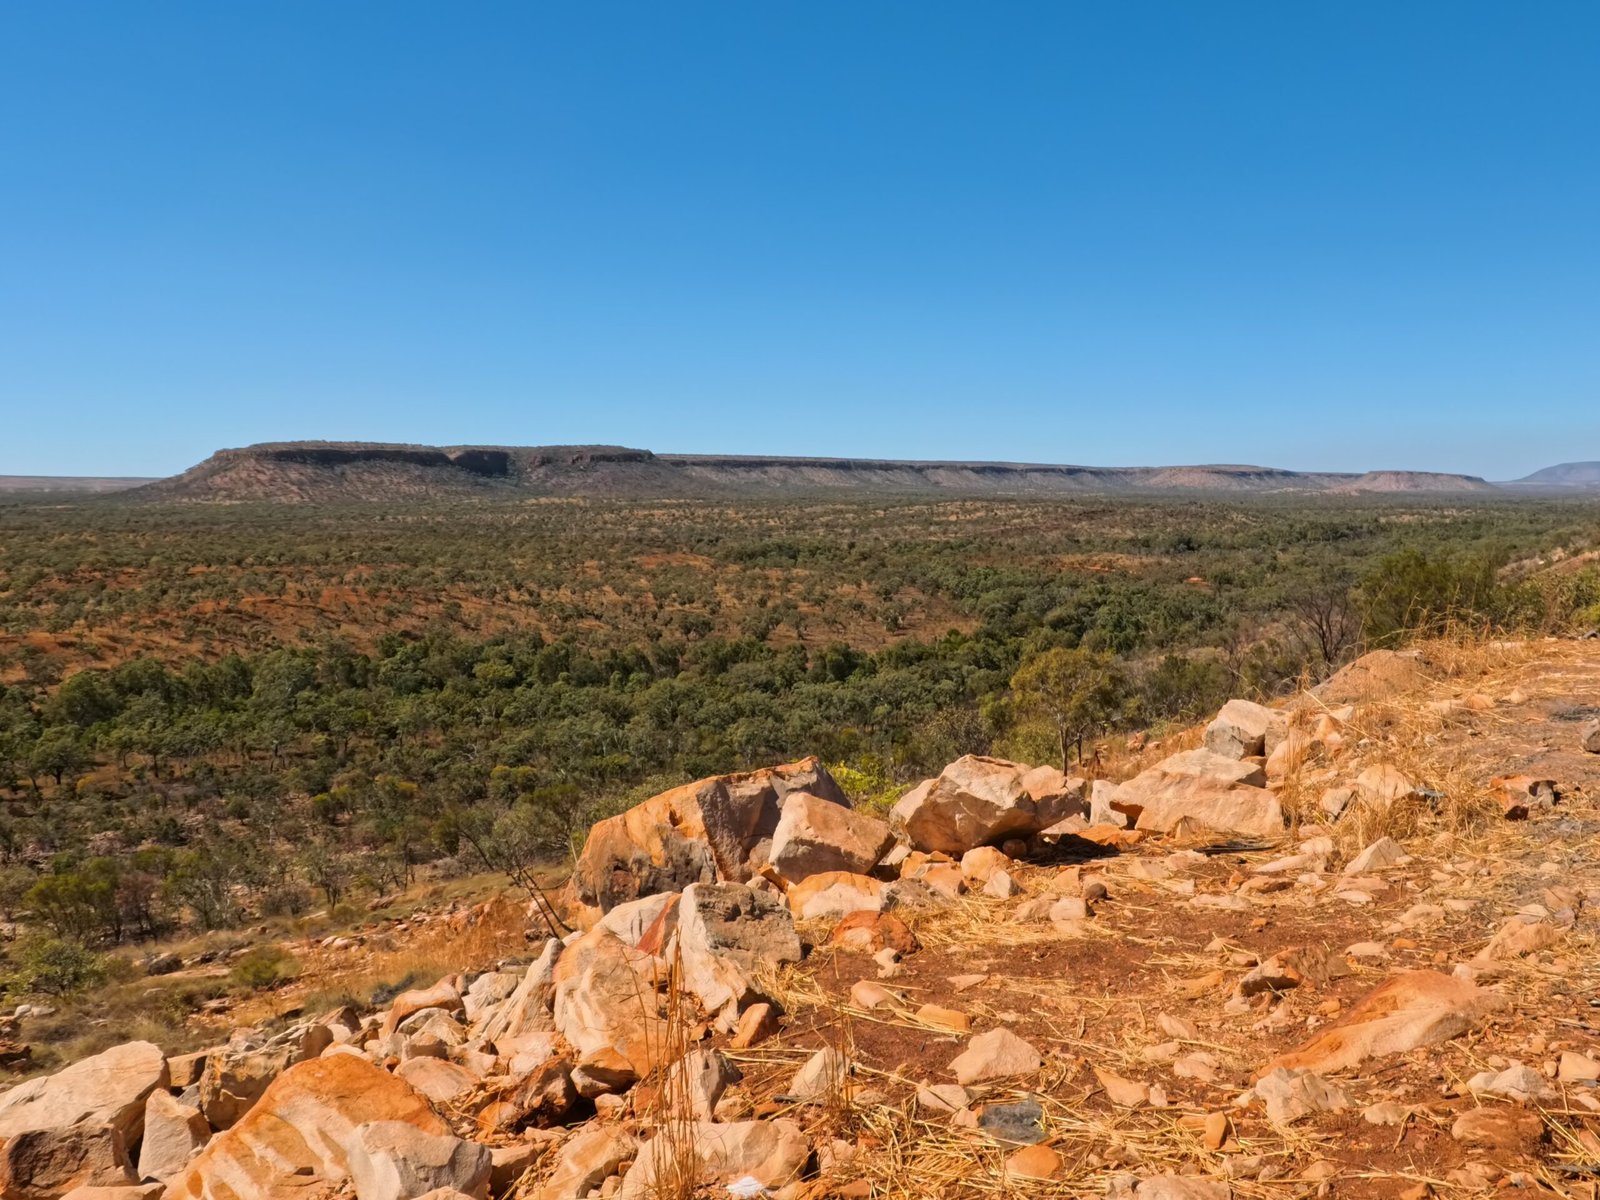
[892,757,1086,854]
[566,758,847,920]
[164,1055,459,1200]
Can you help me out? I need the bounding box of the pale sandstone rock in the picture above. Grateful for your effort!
[0,1041,167,1143]
[344,1121,491,1200]
[784,872,884,921]
[892,757,1085,854]
[379,979,464,1038]
[136,1091,209,1182]
[949,1028,1042,1086]
[395,1057,480,1107]
[197,1046,291,1131]
[1204,699,1287,760]
[0,1125,135,1200]
[1344,837,1405,875]
[476,938,560,1045]
[551,927,667,1077]
[1118,750,1283,840]
[768,792,893,882]
[1249,1068,1351,1125]
[789,1048,848,1102]
[1473,917,1560,964]
[616,1120,807,1200]
[1354,765,1423,807]
[665,1048,741,1119]
[534,1127,637,1200]
[675,883,801,1021]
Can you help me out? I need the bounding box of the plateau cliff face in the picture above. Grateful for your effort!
[126,441,1498,502]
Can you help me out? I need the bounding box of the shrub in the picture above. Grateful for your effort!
[1,936,107,997]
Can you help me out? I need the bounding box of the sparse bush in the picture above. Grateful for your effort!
[228,945,299,992]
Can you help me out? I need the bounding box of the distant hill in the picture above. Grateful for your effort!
[0,475,156,495]
[1505,462,1600,489]
[123,441,1499,503]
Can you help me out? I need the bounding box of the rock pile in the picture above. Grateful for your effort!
[2,669,1586,1199]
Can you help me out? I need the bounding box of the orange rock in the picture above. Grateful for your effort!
[915,1004,970,1034]
[1260,971,1503,1077]
[566,758,847,920]
[165,1055,465,1200]
[730,1002,781,1050]
[827,911,919,956]
[1005,1144,1064,1181]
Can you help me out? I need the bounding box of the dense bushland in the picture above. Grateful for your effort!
[0,493,1596,952]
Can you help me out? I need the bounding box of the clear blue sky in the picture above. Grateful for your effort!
[3,3,1596,478]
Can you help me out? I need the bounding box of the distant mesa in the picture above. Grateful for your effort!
[104,440,1504,503]
[0,475,155,495]
[1504,462,1600,489]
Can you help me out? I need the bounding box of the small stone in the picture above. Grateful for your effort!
[789,1048,849,1102]
[915,1004,971,1034]
[1362,1102,1411,1126]
[916,1083,971,1116]
[1050,897,1091,922]
[1006,1144,1064,1181]
[950,1028,1042,1086]
[1094,1067,1149,1107]
[1559,1052,1600,1082]
[1450,1106,1543,1151]
[730,1002,781,1049]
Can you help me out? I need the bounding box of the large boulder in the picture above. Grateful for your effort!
[567,758,847,920]
[676,884,802,1022]
[0,1041,167,1144]
[163,1054,461,1200]
[617,1120,807,1200]
[1116,750,1284,840]
[892,757,1086,854]
[767,793,893,883]
[1203,700,1287,760]
[0,1125,136,1200]
[551,928,669,1077]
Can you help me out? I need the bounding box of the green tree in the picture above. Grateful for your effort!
[1010,646,1126,771]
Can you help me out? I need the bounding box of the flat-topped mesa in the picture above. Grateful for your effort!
[126,441,1498,502]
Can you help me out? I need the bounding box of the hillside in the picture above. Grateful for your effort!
[6,636,1600,1200]
[126,441,1499,502]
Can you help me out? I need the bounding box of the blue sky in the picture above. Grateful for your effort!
[2,3,1596,478]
